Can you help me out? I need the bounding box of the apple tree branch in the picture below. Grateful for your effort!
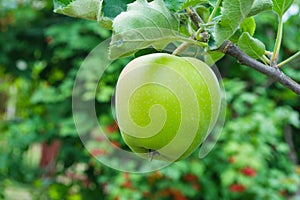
[218,41,300,95]
[186,8,300,95]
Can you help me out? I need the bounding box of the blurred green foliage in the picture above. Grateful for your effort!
[0,0,300,200]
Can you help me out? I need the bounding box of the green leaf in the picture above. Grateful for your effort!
[238,32,266,59]
[205,51,225,66]
[110,0,180,59]
[247,0,273,17]
[102,0,135,18]
[273,0,294,17]
[209,0,218,6]
[98,0,135,30]
[179,0,209,10]
[110,29,192,59]
[54,0,100,20]
[196,5,211,22]
[53,0,73,7]
[240,17,256,36]
[229,17,256,43]
[213,0,255,48]
[53,0,135,29]
[113,0,179,32]
[164,0,185,11]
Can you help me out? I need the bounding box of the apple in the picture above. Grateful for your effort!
[115,53,221,161]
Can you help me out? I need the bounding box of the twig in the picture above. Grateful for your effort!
[173,34,208,56]
[173,42,192,56]
[261,55,270,65]
[278,51,300,68]
[271,17,284,67]
[207,0,222,22]
[186,6,204,29]
[218,41,300,95]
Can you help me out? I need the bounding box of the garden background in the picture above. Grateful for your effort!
[1,0,300,199]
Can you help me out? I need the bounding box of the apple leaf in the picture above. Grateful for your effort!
[179,0,209,10]
[54,0,100,20]
[164,0,186,11]
[101,0,135,18]
[238,32,266,59]
[205,51,225,66]
[247,0,273,17]
[240,17,256,36]
[53,0,135,30]
[98,0,136,30]
[53,0,73,7]
[110,0,181,59]
[209,0,218,6]
[110,29,194,60]
[213,0,254,48]
[273,0,294,17]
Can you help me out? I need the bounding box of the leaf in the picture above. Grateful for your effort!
[229,17,256,43]
[110,0,180,59]
[196,5,211,22]
[53,0,73,7]
[179,0,209,10]
[205,51,225,66]
[273,0,294,17]
[240,17,256,36]
[97,0,112,29]
[164,0,186,11]
[209,0,218,6]
[247,0,273,17]
[54,0,100,20]
[238,32,266,59]
[101,0,135,18]
[53,0,135,29]
[113,0,179,32]
[110,28,190,59]
[97,0,135,30]
[213,0,254,48]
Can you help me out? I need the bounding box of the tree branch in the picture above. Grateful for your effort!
[186,6,204,29]
[186,6,300,95]
[218,41,300,95]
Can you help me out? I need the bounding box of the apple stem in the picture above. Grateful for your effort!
[148,149,159,162]
[172,42,192,56]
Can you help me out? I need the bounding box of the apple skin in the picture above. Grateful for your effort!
[115,53,221,161]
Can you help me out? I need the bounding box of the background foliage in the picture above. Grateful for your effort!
[0,0,300,199]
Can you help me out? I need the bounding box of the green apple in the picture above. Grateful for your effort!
[115,53,221,162]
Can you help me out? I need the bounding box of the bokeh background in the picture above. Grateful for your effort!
[1,0,300,199]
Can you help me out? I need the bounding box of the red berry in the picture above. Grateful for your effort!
[183,173,198,182]
[123,180,132,188]
[171,189,187,200]
[241,166,257,177]
[91,149,107,156]
[106,122,119,133]
[122,173,133,189]
[229,184,246,192]
[111,141,121,148]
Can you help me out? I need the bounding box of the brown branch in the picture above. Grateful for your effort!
[186,6,300,95]
[218,41,300,95]
[186,6,204,29]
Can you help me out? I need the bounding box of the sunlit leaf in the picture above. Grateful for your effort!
[213,0,254,48]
